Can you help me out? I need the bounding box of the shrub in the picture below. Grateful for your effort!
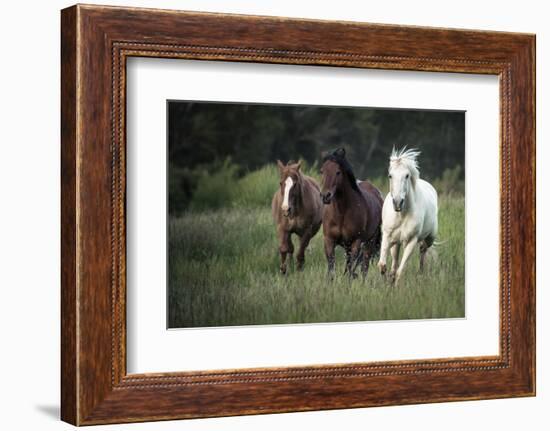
[187,162,463,212]
[189,160,321,211]
[189,159,239,211]
[432,165,464,195]
[233,164,279,208]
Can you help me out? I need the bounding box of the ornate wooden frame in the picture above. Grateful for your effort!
[61,4,535,425]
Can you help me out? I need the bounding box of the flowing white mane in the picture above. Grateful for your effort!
[389,147,421,180]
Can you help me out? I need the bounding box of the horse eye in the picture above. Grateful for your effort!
[336,171,341,176]
[388,174,392,179]
[406,174,410,179]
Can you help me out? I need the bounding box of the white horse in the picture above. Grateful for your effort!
[377,148,438,285]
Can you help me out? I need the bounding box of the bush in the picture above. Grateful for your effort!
[168,166,198,215]
[432,165,464,195]
[189,160,321,211]
[232,164,279,208]
[186,161,463,212]
[189,159,239,211]
[236,162,320,207]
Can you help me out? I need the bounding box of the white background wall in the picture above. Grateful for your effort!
[0,0,546,429]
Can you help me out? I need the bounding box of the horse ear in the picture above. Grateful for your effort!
[334,148,346,158]
[276,160,285,173]
[292,160,302,171]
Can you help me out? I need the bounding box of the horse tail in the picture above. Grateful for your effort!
[426,244,439,263]
[424,237,446,263]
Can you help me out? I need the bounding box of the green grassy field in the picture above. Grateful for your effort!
[168,163,465,328]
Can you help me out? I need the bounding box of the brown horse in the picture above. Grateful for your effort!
[320,148,383,279]
[272,160,323,274]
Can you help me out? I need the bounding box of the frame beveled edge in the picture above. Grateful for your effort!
[61,4,535,425]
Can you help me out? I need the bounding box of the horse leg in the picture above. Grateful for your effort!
[354,243,365,275]
[348,239,362,280]
[363,228,381,280]
[287,235,295,270]
[361,243,372,280]
[394,237,418,285]
[296,229,313,271]
[324,237,336,280]
[419,235,434,272]
[278,229,294,275]
[377,230,390,275]
[389,243,401,282]
[343,244,352,275]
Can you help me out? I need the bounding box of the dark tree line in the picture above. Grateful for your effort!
[168,101,464,210]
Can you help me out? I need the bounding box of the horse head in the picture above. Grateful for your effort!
[277,160,302,218]
[388,148,420,212]
[320,148,359,204]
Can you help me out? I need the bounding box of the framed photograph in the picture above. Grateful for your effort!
[61,4,535,425]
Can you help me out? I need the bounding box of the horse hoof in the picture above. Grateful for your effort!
[378,262,387,275]
[390,272,400,286]
[280,266,287,275]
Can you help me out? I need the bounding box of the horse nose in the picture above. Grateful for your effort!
[322,192,332,204]
[393,198,404,212]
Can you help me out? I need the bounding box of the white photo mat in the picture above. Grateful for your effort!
[126,58,500,374]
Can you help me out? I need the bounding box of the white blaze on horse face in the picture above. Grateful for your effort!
[281,176,294,212]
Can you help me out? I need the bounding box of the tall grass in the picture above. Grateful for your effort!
[168,186,465,328]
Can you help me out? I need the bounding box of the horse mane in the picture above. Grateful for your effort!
[322,149,361,193]
[390,147,421,181]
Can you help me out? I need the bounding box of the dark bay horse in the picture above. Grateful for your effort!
[272,160,323,274]
[320,148,383,279]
